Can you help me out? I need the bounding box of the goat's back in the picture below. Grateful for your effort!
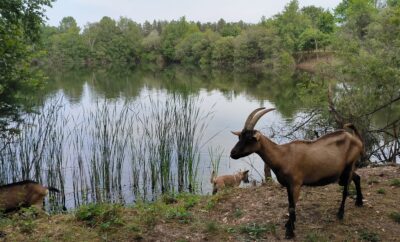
[283,131,363,185]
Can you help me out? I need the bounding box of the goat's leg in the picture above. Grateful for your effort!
[337,181,349,220]
[264,163,271,179]
[285,185,299,239]
[352,172,363,207]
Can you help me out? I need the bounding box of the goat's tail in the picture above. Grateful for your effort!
[210,170,215,184]
[46,187,60,193]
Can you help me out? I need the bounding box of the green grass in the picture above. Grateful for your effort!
[305,232,329,242]
[359,229,380,242]
[367,178,379,185]
[389,179,400,187]
[204,189,230,210]
[204,221,219,234]
[239,223,276,239]
[376,188,385,194]
[233,208,243,218]
[388,211,400,223]
[165,207,192,224]
[75,203,124,230]
[134,193,201,228]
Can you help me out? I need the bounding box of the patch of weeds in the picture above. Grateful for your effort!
[388,211,400,223]
[204,221,219,234]
[226,227,237,234]
[165,207,192,224]
[17,207,40,234]
[305,232,328,242]
[389,179,400,187]
[75,203,124,230]
[126,224,143,240]
[134,202,161,228]
[376,188,385,194]
[0,214,12,228]
[205,190,229,210]
[233,208,243,218]
[239,223,276,239]
[176,193,200,209]
[367,178,379,185]
[18,219,36,234]
[161,193,178,205]
[359,229,380,242]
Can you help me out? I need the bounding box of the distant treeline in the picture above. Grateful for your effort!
[40,0,336,70]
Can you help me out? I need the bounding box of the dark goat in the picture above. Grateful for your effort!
[230,107,364,239]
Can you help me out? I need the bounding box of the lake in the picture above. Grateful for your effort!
[1,65,311,211]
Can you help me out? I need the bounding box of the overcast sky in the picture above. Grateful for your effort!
[45,0,342,27]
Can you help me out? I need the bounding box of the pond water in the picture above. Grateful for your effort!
[1,65,310,210]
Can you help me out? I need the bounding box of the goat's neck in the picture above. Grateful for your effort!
[256,135,284,170]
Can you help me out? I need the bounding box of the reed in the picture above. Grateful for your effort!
[0,91,214,210]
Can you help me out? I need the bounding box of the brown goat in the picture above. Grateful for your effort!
[230,108,364,239]
[211,170,250,194]
[0,180,59,213]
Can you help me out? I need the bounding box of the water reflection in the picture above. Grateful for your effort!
[43,65,307,118]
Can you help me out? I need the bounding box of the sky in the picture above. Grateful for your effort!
[45,0,342,27]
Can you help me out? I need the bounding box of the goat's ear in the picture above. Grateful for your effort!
[231,131,241,136]
[253,132,262,141]
[244,170,249,174]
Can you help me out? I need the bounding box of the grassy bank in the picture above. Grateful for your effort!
[1,166,399,241]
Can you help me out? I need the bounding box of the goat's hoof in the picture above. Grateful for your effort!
[336,212,344,220]
[355,200,363,207]
[285,230,295,239]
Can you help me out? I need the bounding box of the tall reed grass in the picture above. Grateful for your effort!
[0,91,214,211]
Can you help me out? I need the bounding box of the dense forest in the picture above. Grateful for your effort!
[40,0,336,69]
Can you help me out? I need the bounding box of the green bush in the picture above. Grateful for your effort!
[75,203,124,230]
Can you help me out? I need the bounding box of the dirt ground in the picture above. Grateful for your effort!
[1,166,399,241]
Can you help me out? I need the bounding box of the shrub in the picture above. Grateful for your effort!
[75,203,124,230]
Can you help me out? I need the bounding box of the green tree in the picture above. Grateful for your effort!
[335,0,378,38]
[44,17,87,67]
[212,36,235,67]
[161,17,199,62]
[0,0,53,133]
[273,0,312,52]
[141,30,162,63]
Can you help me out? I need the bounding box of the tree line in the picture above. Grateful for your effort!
[40,0,335,70]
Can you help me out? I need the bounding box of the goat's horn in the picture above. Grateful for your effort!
[247,108,275,130]
[244,107,266,130]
